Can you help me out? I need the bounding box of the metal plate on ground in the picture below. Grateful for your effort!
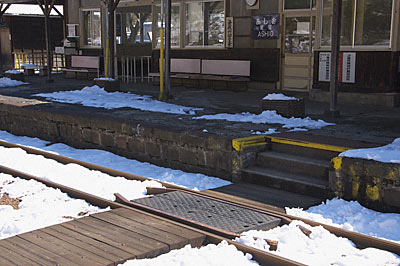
[134,191,281,234]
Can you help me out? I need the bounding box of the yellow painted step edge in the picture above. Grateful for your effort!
[232,135,351,153]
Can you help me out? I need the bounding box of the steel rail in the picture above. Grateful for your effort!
[0,163,304,266]
[1,139,400,256]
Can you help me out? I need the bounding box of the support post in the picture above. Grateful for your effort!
[104,1,110,77]
[328,0,342,117]
[159,0,165,101]
[106,0,120,79]
[165,0,171,98]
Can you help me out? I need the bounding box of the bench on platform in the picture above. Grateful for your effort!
[151,58,250,91]
[149,58,201,86]
[197,59,250,91]
[62,56,100,80]
[21,64,48,76]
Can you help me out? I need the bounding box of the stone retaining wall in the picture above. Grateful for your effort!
[0,101,234,180]
[330,156,400,212]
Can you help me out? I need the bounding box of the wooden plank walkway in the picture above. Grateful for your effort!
[0,207,206,266]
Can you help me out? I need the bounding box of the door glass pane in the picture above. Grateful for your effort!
[354,0,392,46]
[284,0,311,10]
[285,17,310,53]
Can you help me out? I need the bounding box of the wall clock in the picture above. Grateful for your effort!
[246,0,258,6]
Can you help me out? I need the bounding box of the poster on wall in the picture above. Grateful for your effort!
[318,52,331,82]
[319,52,356,83]
[340,52,356,83]
[225,17,233,48]
[252,14,280,40]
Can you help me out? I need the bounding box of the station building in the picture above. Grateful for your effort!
[60,0,400,98]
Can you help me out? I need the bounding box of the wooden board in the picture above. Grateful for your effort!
[0,236,75,266]
[113,207,206,247]
[91,211,189,249]
[0,208,207,265]
[43,225,132,263]
[18,231,105,266]
[74,216,170,257]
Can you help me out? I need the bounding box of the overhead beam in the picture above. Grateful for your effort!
[0,0,63,4]
[0,3,11,17]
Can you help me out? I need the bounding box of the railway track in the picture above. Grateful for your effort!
[0,139,399,266]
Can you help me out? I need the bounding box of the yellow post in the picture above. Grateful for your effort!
[159,28,165,101]
[21,52,25,65]
[105,38,110,77]
[14,53,17,69]
[17,53,21,69]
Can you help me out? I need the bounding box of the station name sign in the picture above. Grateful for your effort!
[252,14,280,40]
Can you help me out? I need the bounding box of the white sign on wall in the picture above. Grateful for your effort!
[318,52,331,82]
[318,52,356,83]
[67,24,78,37]
[225,17,233,48]
[341,52,356,83]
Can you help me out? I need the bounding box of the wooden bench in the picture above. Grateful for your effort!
[149,58,201,86]
[151,58,250,91]
[197,59,250,91]
[62,56,100,80]
[21,64,48,76]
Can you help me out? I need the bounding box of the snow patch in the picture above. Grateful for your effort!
[263,93,298,101]
[339,138,400,163]
[34,85,203,115]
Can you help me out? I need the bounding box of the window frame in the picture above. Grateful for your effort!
[318,0,396,51]
[80,8,103,49]
[283,0,316,11]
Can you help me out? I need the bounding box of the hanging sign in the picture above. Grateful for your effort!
[252,14,280,40]
[225,17,233,48]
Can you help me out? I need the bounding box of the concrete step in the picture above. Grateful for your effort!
[242,166,333,199]
[270,142,340,161]
[210,182,323,209]
[256,151,330,180]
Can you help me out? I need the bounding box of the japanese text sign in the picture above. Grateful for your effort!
[252,14,280,40]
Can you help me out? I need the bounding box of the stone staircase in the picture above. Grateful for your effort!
[241,140,340,199]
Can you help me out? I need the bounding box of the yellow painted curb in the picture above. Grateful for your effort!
[232,135,352,153]
[268,136,350,153]
[232,135,267,152]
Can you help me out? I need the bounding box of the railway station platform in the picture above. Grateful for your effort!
[0,74,399,210]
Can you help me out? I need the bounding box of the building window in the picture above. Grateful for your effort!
[284,0,316,10]
[126,11,152,44]
[154,4,180,47]
[321,0,393,47]
[154,0,224,49]
[185,1,224,47]
[82,9,101,47]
